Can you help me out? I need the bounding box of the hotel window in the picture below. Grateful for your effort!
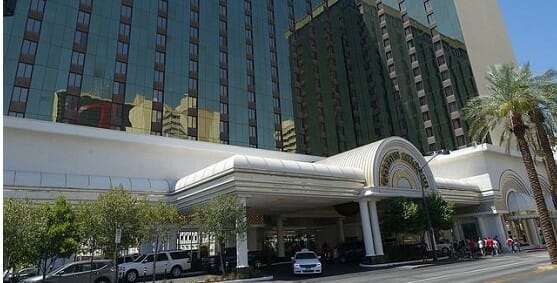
[378,14,385,23]
[188,60,197,73]
[30,0,45,13]
[77,10,90,25]
[117,42,128,55]
[26,18,41,33]
[219,35,227,47]
[383,38,390,47]
[157,17,166,29]
[21,40,37,57]
[248,91,255,103]
[219,51,227,65]
[404,27,412,36]
[71,51,85,69]
[11,87,29,102]
[427,13,436,25]
[189,43,198,56]
[152,110,162,122]
[188,116,197,128]
[412,67,420,77]
[440,70,449,81]
[381,26,387,35]
[422,111,430,121]
[416,80,423,90]
[115,61,127,76]
[402,14,408,22]
[16,63,33,79]
[113,82,125,102]
[68,73,82,88]
[190,10,199,23]
[219,20,227,33]
[220,103,228,115]
[121,5,131,18]
[219,85,228,97]
[448,101,457,112]
[407,39,414,49]
[444,86,454,97]
[220,68,228,80]
[434,40,442,51]
[155,51,165,65]
[452,118,461,129]
[437,55,446,66]
[74,30,88,45]
[156,34,166,47]
[154,70,164,84]
[386,51,392,59]
[410,53,417,62]
[249,126,257,137]
[419,96,426,106]
[159,0,167,12]
[187,97,197,108]
[426,127,433,137]
[119,23,130,37]
[248,108,256,120]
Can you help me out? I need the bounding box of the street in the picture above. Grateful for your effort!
[271,252,557,283]
[157,251,557,282]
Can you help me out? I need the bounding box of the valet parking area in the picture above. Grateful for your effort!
[4,117,557,266]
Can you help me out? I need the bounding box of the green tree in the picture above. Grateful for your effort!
[463,63,557,264]
[191,195,247,275]
[95,187,143,255]
[32,196,80,281]
[421,194,454,233]
[3,198,41,271]
[139,201,184,283]
[382,198,422,241]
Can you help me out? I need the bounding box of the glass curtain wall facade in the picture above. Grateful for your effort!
[4,0,294,151]
[4,0,479,156]
[289,0,478,156]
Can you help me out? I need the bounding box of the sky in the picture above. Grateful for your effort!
[498,0,557,75]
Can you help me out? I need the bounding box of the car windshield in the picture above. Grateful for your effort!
[295,252,316,259]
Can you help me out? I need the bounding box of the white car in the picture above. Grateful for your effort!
[292,249,322,275]
[118,250,191,282]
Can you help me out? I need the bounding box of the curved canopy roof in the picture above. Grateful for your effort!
[175,154,365,191]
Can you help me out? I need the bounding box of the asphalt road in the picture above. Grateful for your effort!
[272,252,557,283]
[157,251,557,282]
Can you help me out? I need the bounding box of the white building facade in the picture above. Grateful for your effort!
[4,117,557,265]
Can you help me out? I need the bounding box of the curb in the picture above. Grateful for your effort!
[360,256,450,269]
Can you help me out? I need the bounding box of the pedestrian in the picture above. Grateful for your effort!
[506,236,516,253]
[493,237,500,256]
[478,237,485,256]
[468,239,476,258]
[486,237,494,256]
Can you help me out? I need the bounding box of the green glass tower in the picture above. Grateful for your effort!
[4,0,510,156]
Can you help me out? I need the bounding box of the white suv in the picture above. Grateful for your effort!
[118,250,191,282]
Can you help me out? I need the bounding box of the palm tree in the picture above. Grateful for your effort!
[529,69,557,209]
[462,63,557,264]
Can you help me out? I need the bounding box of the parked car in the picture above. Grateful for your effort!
[117,254,140,265]
[118,250,191,282]
[201,248,267,273]
[291,249,322,275]
[6,267,38,283]
[337,242,365,263]
[21,260,115,283]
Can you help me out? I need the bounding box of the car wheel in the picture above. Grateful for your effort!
[171,266,182,278]
[95,277,110,283]
[125,270,138,283]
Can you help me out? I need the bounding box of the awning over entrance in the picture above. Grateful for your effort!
[173,155,366,212]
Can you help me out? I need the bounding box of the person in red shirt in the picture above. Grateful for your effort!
[486,237,494,256]
[468,239,476,258]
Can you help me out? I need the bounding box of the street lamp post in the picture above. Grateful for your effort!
[418,149,450,262]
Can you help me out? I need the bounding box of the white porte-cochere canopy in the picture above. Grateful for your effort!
[173,154,366,212]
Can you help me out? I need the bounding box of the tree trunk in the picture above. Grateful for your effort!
[513,116,557,264]
[218,242,225,275]
[532,109,557,211]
